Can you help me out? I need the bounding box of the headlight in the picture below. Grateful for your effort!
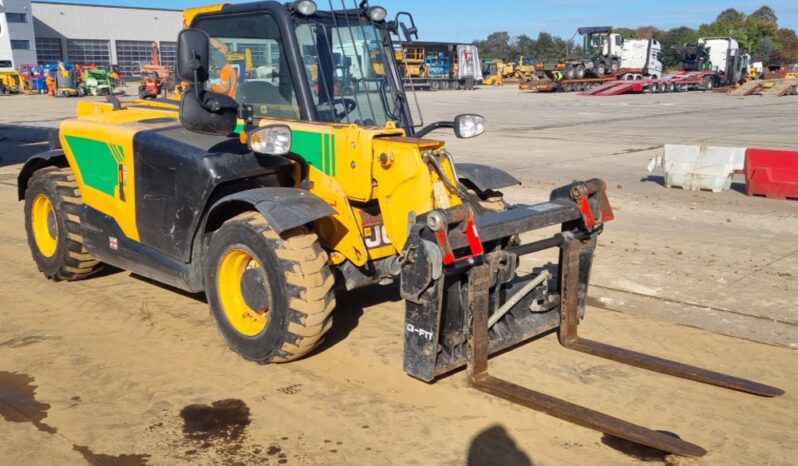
[366,6,387,22]
[249,125,292,155]
[454,114,486,139]
[294,0,317,16]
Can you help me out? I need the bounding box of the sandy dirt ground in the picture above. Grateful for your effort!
[1,88,797,466]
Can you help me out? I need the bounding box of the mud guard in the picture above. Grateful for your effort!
[17,150,67,201]
[457,163,520,193]
[206,187,336,234]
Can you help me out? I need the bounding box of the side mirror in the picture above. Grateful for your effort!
[400,22,418,43]
[177,28,210,83]
[390,12,418,42]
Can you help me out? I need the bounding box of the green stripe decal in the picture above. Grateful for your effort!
[331,134,337,176]
[292,130,337,176]
[65,135,122,197]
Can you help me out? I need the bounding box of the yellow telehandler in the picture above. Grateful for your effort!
[18,1,782,457]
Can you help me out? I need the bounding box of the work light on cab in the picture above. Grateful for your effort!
[292,0,317,16]
[454,114,486,139]
[248,125,292,155]
[367,6,387,22]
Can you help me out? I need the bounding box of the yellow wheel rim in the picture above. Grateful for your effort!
[217,248,270,336]
[32,194,58,258]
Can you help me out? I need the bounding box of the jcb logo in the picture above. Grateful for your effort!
[364,225,392,249]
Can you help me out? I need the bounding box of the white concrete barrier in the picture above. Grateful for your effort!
[647,144,746,192]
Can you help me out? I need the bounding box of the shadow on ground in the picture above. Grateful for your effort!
[468,425,534,466]
[601,433,670,463]
[640,174,749,196]
[311,283,402,356]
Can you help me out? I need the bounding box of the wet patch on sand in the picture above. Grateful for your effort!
[171,398,290,464]
[180,398,252,442]
[0,371,56,434]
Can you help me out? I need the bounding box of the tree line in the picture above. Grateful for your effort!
[474,5,798,66]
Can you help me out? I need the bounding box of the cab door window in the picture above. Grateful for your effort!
[193,13,302,120]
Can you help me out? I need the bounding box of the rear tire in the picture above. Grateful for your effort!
[205,212,335,363]
[23,166,101,281]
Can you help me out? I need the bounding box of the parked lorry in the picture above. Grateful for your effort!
[522,36,664,93]
[397,41,481,90]
[674,37,746,88]
[536,26,623,80]
[579,37,750,96]
[620,38,664,79]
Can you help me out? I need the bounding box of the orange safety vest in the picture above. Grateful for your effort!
[212,63,239,99]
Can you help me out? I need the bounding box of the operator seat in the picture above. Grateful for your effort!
[236,81,299,119]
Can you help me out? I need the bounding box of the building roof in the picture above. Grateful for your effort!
[32,1,180,13]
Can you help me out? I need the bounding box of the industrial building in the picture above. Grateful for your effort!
[1,0,182,75]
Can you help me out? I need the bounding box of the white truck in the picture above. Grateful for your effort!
[621,39,664,79]
[697,37,746,85]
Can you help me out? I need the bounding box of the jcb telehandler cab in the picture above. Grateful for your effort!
[18,1,782,456]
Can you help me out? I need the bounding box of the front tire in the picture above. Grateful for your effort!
[23,166,101,281]
[205,212,335,363]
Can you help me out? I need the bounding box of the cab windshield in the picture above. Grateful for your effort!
[296,17,400,127]
[192,9,405,127]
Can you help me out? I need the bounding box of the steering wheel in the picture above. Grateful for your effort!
[319,97,357,120]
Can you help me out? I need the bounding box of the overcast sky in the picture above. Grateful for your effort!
[40,0,798,42]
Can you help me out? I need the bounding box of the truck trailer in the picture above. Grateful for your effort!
[397,41,482,90]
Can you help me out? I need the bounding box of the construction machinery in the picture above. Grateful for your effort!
[483,57,538,84]
[18,1,783,457]
[19,64,50,94]
[138,41,172,99]
[47,61,83,97]
[80,65,115,96]
[0,69,26,94]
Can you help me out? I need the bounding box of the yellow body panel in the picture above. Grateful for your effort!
[60,104,178,241]
[372,137,461,250]
[131,98,181,110]
[307,165,368,266]
[183,3,227,27]
[254,118,459,262]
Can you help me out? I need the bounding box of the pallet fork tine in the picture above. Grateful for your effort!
[465,235,783,457]
[557,239,784,398]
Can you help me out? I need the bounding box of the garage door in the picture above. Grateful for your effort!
[36,38,63,64]
[67,39,110,66]
[117,40,154,77]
